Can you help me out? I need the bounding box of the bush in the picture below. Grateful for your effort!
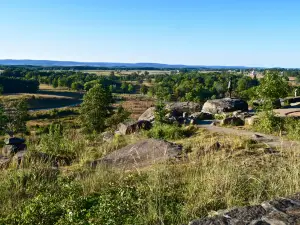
[147,124,196,140]
[254,111,284,134]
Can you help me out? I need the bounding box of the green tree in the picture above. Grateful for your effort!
[140,85,148,95]
[128,84,134,93]
[121,82,128,93]
[52,78,58,88]
[155,101,167,124]
[79,84,113,133]
[256,71,289,109]
[71,82,84,91]
[4,99,28,134]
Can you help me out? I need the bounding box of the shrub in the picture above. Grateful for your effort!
[147,124,196,140]
[254,111,284,134]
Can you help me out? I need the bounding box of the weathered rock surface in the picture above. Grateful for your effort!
[202,98,248,115]
[188,194,300,225]
[190,112,213,120]
[220,117,245,126]
[118,120,152,135]
[1,136,27,168]
[2,143,26,157]
[166,102,202,116]
[101,131,114,142]
[138,107,156,122]
[282,96,300,105]
[91,139,183,168]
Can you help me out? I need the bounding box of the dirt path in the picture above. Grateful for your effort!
[198,122,299,149]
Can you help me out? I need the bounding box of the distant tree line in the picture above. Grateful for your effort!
[148,71,259,102]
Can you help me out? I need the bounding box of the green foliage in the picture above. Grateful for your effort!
[254,111,284,134]
[3,99,28,134]
[105,106,131,130]
[80,84,113,133]
[151,72,259,102]
[255,71,289,109]
[38,124,83,158]
[71,82,84,91]
[154,101,168,124]
[147,124,196,140]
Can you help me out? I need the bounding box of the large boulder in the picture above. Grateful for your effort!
[166,102,202,116]
[118,120,152,135]
[202,98,248,115]
[138,107,155,122]
[91,139,183,168]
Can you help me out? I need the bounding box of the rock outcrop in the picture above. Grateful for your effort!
[118,120,152,135]
[166,102,202,116]
[138,107,156,122]
[202,98,248,115]
[190,112,213,120]
[189,194,300,225]
[220,117,245,126]
[91,139,183,168]
[1,137,27,168]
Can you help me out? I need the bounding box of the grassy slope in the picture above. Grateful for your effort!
[1,127,300,224]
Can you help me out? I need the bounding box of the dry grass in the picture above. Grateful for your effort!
[116,94,154,119]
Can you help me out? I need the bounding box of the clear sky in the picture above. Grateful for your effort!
[1,0,300,67]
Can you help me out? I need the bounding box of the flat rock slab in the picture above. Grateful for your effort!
[189,194,300,225]
[91,139,183,169]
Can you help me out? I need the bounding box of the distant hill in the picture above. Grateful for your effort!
[0,59,251,69]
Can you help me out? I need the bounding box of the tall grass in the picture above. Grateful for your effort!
[1,128,300,224]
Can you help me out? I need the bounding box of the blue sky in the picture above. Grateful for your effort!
[1,0,300,67]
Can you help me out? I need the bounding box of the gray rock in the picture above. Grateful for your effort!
[101,131,114,142]
[118,120,152,135]
[202,98,248,115]
[91,139,183,168]
[283,96,300,105]
[138,107,155,122]
[220,117,245,126]
[166,102,202,116]
[233,110,243,117]
[188,194,300,225]
[190,112,213,120]
[2,143,27,157]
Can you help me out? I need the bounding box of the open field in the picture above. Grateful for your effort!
[1,84,83,110]
[115,94,154,119]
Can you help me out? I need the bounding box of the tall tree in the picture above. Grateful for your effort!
[79,84,113,133]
